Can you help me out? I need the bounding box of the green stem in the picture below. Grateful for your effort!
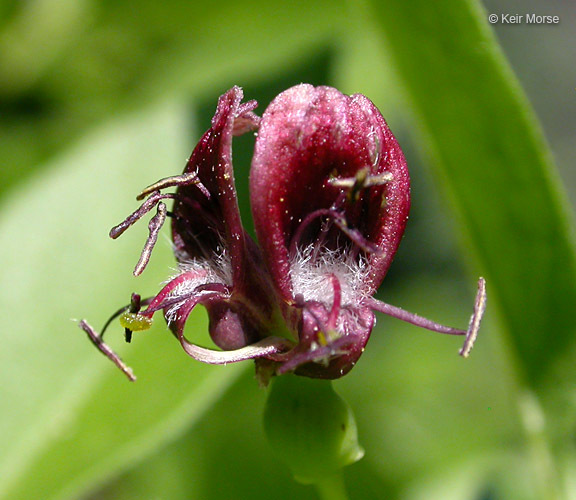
[313,472,349,500]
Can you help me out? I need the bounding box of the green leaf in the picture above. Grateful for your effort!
[0,100,244,500]
[0,0,345,198]
[364,0,576,385]
[95,370,321,500]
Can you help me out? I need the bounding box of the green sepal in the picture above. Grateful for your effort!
[263,375,364,484]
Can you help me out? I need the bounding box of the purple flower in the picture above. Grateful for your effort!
[80,85,486,382]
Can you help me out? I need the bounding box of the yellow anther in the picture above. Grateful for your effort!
[119,312,153,331]
[317,331,328,346]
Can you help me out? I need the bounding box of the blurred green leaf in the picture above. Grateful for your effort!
[0,100,244,500]
[0,0,345,198]
[365,0,576,385]
[92,370,320,500]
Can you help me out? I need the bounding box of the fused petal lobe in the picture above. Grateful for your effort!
[171,86,250,272]
[250,84,410,302]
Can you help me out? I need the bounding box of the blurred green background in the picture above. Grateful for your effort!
[1,0,575,499]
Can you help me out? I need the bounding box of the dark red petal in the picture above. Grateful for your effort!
[171,86,258,287]
[250,84,410,301]
[274,304,375,379]
[169,88,280,348]
[167,291,291,364]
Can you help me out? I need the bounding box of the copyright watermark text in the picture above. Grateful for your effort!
[488,13,560,25]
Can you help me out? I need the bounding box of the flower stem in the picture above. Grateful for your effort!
[313,472,349,500]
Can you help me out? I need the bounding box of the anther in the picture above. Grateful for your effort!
[109,191,175,239]
[366,277,487,358]
[124,293,141,342]
[136,171,210,200]
[79,319,136,382]
[328,167,393,202]
[133,202,167,276]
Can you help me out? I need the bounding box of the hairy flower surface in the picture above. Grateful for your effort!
[80,85,486,382]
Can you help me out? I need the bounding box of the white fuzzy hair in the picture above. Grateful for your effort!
[289,245,370,307]
[163,250,232,323]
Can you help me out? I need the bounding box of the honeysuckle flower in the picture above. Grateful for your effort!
[79,84,486,383]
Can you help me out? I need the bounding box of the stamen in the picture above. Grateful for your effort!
[332,216,383,255]
[310,193,345,259]
[119,312,153,333]
[459,277,486,357]
[109,191,175,239]
[293,295,330,337]
[145,283,229,315]
[136,171,210,201]
[276,335,355,374]
[78,294,155,379]
[98,294,152,340]
[366,277,487,357]
[289,208,331,257]
[326,274,342,331]
[169,196,224,260]
[328,169,393,189]
[289,207,383,258]
[124,293,142,342]
[78,319,136,382]
[292,299,346,365]
[140,271,228,316]
[133,202,167,276]
[328,167,393,202]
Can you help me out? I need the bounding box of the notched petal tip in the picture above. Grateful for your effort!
[233,99,261,136]
[459,277,487,358]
